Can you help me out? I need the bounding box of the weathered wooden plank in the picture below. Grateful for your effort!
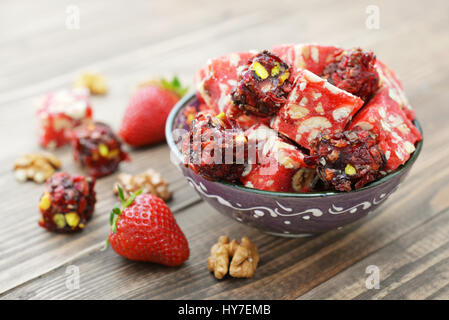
[1,0,449,299]
[298,210,449,300]
[2,133,449,299]
[0,143,201,293]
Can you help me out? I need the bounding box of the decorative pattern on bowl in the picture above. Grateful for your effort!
[166,93,423,237]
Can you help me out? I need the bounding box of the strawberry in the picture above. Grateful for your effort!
[105,186,189,266]
[119,77,188,147]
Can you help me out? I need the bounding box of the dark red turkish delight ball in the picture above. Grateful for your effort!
[322,48,380,101]
[231,50,293,116]
[306,127,386,192]
[182,112,247,182]
[38,172,96,232]
[71,122,129,178]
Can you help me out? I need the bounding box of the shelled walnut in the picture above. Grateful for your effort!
[114,168,172,201]
[74,72,108,95]
[208,236,259,279]
[13,153,61,183]
[292,168,316,192]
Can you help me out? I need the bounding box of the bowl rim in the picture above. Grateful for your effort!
[166,92,424,198]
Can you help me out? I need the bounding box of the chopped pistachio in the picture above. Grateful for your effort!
[216,112,228,126]
[345,164,357,176]
[278,71,290,84]
[235,134,247,144]
[98,144,109,157]
[65,212,80,228]
[53,213,66,228]
[107,149,120,159]
[187,114,195,124]
[38,192,51,211]
[216,112,226,120]
[271,63,280,76]
[252,61,269,80]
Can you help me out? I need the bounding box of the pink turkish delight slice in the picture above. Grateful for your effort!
[349,87,422,171]
[272,44,342,76]
[240,124,311,192]
[271,69,364,150]
[195,51,257,114]
[36,88,93,149]
[375,59,415,121]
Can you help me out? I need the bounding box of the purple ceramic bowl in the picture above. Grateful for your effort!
[166,93,423,237]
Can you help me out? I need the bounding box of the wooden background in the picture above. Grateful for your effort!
[1,0,448,300]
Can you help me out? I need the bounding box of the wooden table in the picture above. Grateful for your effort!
[1,0,448,300]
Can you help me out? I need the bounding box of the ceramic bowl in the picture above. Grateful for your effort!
[165,93,423,237]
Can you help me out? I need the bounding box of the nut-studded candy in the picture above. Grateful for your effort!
[271,69,364,151]
[114,169,172,201]
[14,153,61,183]
[272,44,342,77]
[306,127,386,192]
[38,172,96,232]
[349,87,422,171]
[36,88,93,149]
[240,125,313,192]
[71,122,129,178]
[195,51,257,114]
[225,103,271,131]
[375,60,415,121]
[321,48,380,101]
[231,50,293,116]
[183,112,247,182]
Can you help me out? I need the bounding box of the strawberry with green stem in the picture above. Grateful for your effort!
[119,76,188,147]
[104,185,189,267]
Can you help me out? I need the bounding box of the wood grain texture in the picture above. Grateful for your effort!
[1,0,448,299]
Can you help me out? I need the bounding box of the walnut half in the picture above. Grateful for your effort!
[74,72,108,95]
[14,153,61,183]
[208,236,259,279]
[114,168,172,201]
[292,168,316,192]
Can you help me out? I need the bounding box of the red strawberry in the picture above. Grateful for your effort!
[119,77,188,147]
[106,186,189,266]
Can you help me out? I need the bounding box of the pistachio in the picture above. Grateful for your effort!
[107,149,120,159]
[345,164,357,176]
[279,71,290,84]
[38,192,52,211]
[98,144,109,157]
[65,212,80,228]
[235,133,247,144]
[53,214,66,228]
[271,63,280,76]
[216,112,226,120]
[187,113,195,124]
[251,61,269,80]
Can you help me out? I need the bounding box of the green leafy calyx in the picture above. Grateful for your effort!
[102,185,142,251]
[159,76,189,98]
